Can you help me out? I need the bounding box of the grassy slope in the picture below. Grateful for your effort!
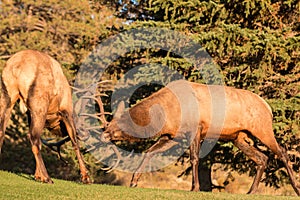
[0,170,298,200]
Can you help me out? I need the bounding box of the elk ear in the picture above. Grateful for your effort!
[114,101,125,119]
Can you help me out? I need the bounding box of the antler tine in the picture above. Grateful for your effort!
[94,93,109,97]
[101,145,122,173]
[71,86,94,95]
[71,79,112,94]
[96,80,113,90]
[79,112,111,120]
[85,125,106,130]
[95,95,109,128]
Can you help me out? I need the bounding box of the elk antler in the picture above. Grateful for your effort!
[41,136,71,163]
[100,144,122,173]
[73,80,112,130]
[72,81,124,171]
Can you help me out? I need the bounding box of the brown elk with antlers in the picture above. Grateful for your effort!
[102,80,300,195]
[0,50,91,184]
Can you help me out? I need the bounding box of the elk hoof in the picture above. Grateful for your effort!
[35,176,53,184]
[190,188,199,192]
[81,175,92,184]
[246,190,257,195]
[130,182,137,188]
[45,179,54,184]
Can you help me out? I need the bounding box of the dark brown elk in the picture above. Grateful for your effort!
[0,50,91,184]
[102,80,300,195]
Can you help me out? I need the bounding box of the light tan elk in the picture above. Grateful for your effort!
[0,50,91,183]
[102,80,300,195]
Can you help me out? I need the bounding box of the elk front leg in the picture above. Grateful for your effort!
[130,135,178,187]
[189,129,201,192]
[29,111,53,183]
[60,110,91,184]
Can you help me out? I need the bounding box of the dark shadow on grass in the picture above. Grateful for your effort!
[15,172,35,181]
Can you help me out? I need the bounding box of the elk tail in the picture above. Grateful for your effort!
[19,99,28,114]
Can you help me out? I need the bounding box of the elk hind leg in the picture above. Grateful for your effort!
[0,87,19,153]
[258,134,300,196]
[130,135,178,187]
[276,147,300,196]
[28,106,53,183]
[234,132,268,194]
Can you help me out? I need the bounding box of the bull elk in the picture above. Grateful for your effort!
[102,80,300,195]
[0,50,91,184]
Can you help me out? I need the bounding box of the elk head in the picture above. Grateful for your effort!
[102,101,132,142]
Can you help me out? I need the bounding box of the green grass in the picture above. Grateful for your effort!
[0,170,298,200]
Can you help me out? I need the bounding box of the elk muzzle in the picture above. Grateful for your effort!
[101,131,112,143]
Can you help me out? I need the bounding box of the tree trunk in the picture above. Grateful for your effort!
[198,158,213,191]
